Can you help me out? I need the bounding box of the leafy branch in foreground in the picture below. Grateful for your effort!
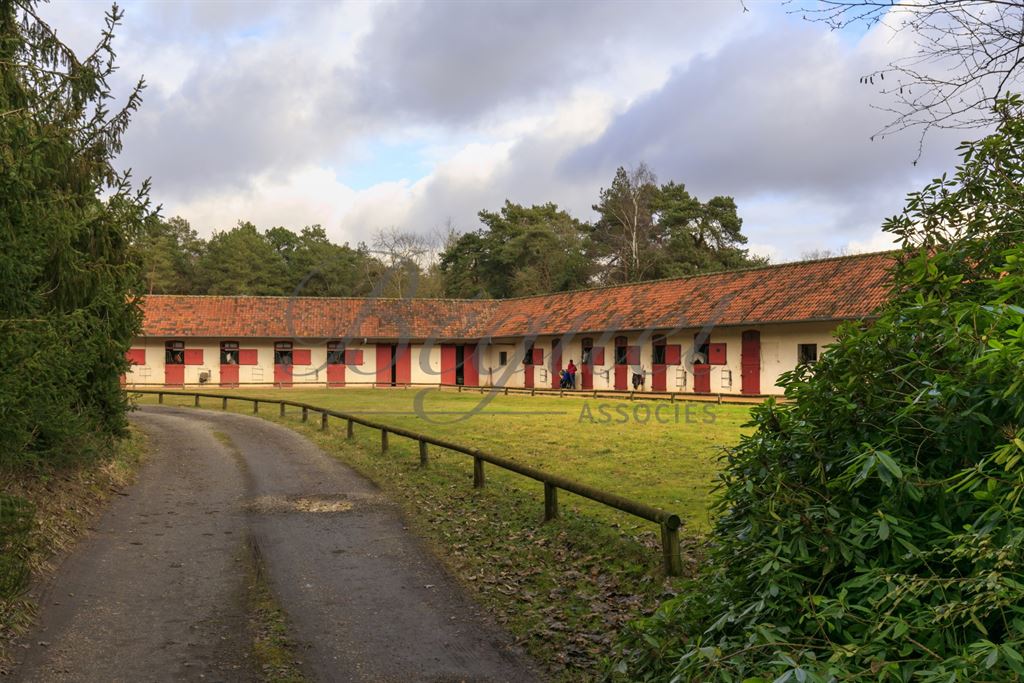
[610,97,1024,682]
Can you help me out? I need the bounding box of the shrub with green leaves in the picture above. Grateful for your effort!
[610,100,1024,682]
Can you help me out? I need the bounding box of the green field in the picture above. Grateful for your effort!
[140,387,752,531]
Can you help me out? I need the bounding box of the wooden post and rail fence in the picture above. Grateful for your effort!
[136,389,685,576]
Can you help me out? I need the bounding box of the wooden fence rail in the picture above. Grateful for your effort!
[131,389,684,576]
[128,380,774,405]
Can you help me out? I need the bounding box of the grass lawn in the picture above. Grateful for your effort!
[145,387,752,531]
[135,388,754,680]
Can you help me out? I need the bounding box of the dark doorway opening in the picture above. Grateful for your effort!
[455,345,465,385]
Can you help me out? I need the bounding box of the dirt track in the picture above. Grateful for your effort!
[12,405,539,682]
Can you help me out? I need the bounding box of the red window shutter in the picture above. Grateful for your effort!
[238,349,258,365]
[626,346,641,364]
[665,344,682,365]
[531,348,544,365]
[345,349,363,365]
[590,346,605,366]
[293,349,311,365]
[708,343,727,365]
[183,349,204,365]
[125,348,146,365]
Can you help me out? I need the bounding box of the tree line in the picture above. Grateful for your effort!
[135,162,765,300]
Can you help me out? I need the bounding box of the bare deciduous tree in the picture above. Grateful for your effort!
[591,163,661,283]
[797,1,1024,156]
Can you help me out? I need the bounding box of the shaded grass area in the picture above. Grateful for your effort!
[146,388,751,531]
[136,390,752,680]
[0,429,146,669]
[246,537,309,683]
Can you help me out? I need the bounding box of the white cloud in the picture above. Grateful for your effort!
[43,1,981,263]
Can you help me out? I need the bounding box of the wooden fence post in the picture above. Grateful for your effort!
[158,392,164,404]
[194,395,200,407]
[222,397,228,410]
[381,429,389,454]
[473,457,485,488]
[253,400,259,414]
[661,523,682,577]
[544,483,559,521]
[419,440,428,467]
[346,419,354,439]
[279,402,285,417]
[320,412,328,431]
[302,407,308,422]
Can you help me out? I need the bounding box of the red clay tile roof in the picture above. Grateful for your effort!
[139,252,896,340]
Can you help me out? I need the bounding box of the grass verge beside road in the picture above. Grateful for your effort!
[137,389,752,680]
[0,430,146,670]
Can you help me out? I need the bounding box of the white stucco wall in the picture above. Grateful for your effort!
[126,321,842,395]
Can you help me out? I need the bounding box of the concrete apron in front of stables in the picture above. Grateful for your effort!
[11,405,540,683]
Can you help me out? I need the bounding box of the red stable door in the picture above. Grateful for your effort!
[523,346,542,388]
[274,342,293,387]
[652,343,681,392]
[652,339,666,392]
[741,330,761,395]
[463,344,479,387]
[274,364,292,387]
[613,337,628,390]
[692,364,711,393]
[164,341,185,386]
[327,342,345,387]
[441,344,457,386]
[220,342,239,387]
[580,339,597,391]
[164,365,184,386]
[220,364,239,387]
[550,340,562,389]
[376,344,411,386]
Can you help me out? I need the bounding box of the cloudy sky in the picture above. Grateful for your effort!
[48,0,972,261]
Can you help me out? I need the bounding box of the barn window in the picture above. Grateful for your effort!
[693,334,710,364]
[327,341,345,365]
[798,343,818,364]
[498,351,508,366]
[614,336,628,365]
[652,334,667,364]
[581,338,593,365]
[274,341,293,365]
[165,340,185,365]
[523,343,535,365]
[220,341,239,365]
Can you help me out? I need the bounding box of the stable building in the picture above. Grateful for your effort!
[125,252,894,397]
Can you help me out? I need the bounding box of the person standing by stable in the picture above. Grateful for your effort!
[566,359,577,389]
